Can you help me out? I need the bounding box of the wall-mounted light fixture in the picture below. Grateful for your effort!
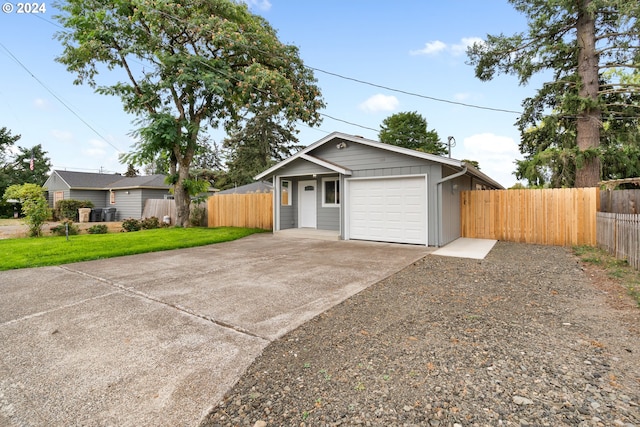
[125,190,130,195]
[336,141,347,149]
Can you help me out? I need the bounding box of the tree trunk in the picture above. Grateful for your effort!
[174,166,191,227]
[575,0,601,188]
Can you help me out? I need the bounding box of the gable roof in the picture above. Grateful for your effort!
[217,181,273,194]
[48,170,170,190]
[255,132,504,189]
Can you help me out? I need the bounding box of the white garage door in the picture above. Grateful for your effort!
[348,176,427,245]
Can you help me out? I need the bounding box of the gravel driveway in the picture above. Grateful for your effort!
[202,242,640,427]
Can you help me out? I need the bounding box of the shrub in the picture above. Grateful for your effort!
[3,183,51,237]
[141,216,160,230]
[51,220,79,236]
[55,199,94,221]
[87,224,108,234]
[190,204,207,227]
[121,218,141,232]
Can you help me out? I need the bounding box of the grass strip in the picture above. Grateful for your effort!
[573,245,640,307]
[0,227,265,271]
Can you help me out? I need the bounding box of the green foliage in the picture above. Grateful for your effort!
[87,224,108,234]
[189,204,207,227]
[55,0,325,226]
[3,183,51,237]
[121,218,142,232]
[54,199,94,221]
[50,220,80,236]
[378,111,446,155]
[122,216,162,232]
[467,0,640,187]
[140,216,161,230]
[0,129,52,217]
[224,108,302,188]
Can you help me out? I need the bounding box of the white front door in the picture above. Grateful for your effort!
[298,180,317,228]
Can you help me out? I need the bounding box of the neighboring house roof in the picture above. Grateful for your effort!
[255,131,504,189]
[217,181,273,194]
[47,170,170,190]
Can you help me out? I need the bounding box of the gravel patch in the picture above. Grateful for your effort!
[201,241,640,427]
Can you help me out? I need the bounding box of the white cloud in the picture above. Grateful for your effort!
[358,94,399,113]
[409,40,447,56]
[243,0,271,11]
[410,37,484,57]
[462,133,521,187]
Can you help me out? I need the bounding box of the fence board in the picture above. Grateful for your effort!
[142,199,176,224]
[597,212,640,270]
[207,193,273,230]
[460,188,597,246]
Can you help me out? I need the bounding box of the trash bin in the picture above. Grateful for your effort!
[90,208,103,222]
[104,207,116,221]
[78,208,91,223]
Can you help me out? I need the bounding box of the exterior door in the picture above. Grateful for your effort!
[298,180,317,228]
[348,176,427,245]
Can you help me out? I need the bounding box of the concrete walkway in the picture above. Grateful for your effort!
[0,234,431,426]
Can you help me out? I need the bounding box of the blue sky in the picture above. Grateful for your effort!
[0,0,547,188]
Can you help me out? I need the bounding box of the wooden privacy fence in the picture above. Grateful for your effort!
[597,213,640,270]
[208,193,273,230]
[460,188,598,246]
[143,199,176,224]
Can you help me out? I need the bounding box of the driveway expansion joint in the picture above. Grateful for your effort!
[59,266,270,342]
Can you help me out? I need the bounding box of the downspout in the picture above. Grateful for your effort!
[435,164,467,247]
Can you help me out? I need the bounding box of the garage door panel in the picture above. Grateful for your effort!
[348,177,426,245]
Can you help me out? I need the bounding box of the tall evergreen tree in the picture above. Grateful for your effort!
[223,109,302,188]
[467,0,640,187]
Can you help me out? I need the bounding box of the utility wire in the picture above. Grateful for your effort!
[0,41,123,153]
[308,66,522,115]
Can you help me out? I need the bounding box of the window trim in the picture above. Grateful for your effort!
[281,180,291,206]
[322,177,340,207]
[109,190,116,205]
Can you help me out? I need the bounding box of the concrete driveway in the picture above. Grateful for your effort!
[0,234,431,426]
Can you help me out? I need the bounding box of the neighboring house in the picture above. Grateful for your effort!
[216,181,273,195]
[255,132,504,247]
[43,170,171,221]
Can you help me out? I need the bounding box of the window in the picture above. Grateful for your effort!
[281,180,291,206]
[110,190,116,205]
[322,178,340,207]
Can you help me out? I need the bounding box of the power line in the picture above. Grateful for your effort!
[0,41,123,153]
[308,66,523,115]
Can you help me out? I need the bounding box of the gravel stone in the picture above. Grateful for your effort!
[200,242,640,427]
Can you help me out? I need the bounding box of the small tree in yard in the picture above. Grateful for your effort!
[3,184,51,237]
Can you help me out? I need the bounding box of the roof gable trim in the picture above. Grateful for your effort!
[299,154,352,176]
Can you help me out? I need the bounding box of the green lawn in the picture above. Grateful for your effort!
[0,227,265,271]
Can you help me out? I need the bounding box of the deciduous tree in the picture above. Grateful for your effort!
[378,111,446,155]
[55,0,324,225]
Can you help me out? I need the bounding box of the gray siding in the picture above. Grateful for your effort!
[278,158,334,176]
[69,190,107,208]
[317,176,340,231]
[110,189,142,220]
[311,140,433,172]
